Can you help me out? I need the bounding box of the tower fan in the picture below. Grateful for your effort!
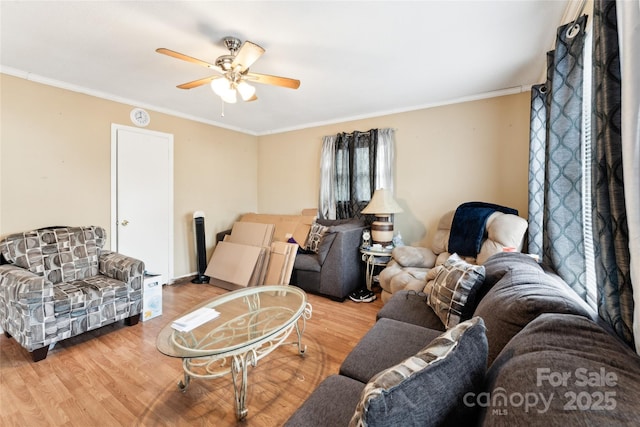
[193,211,209,284]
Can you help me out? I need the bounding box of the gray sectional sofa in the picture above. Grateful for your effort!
[285,252,640,426]
[290,218,366,301]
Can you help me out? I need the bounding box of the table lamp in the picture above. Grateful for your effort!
[361,188,403,246]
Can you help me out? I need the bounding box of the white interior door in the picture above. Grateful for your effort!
[111,124,173,283]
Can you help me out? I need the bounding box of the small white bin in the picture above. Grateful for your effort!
[142,273,163,321]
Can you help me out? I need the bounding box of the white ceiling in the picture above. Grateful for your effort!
[0,1,571,135]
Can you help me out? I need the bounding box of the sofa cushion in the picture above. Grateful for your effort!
[340,317,443,383]
[316,232,336,265]
[378,262,430,298]
[426,253,485,329]
[293,253,321,273]
[480,313,640,426]
[391,246,437,268]
[0,226,106,284]
[306,222,329,253]
[376,290,446,330]
[474,254,594,366]
[284,374,366,427]
[349,317,488,427]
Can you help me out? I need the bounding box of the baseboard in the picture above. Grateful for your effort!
[169,272,198,285]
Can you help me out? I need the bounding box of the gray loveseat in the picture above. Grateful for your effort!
[291,219,366,301]
[286,252,640,426]
[0,226,145,361]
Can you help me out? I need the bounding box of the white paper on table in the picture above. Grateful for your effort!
[172,307,220,332]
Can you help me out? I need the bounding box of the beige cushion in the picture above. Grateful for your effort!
[378,260,429,295]
[390,246,436,268]
[389,268,429,294]
[431,210,454,254]
[476,212,528,264]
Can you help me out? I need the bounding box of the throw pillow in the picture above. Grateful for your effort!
[305,222,329,253]
[349,317,488,427]
[427,253,485,329]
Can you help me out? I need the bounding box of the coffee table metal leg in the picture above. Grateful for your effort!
[231,350,257,420]
[294,302,313,355]
[178,366,191,392]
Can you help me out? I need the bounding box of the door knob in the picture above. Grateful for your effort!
[121,220,129,226]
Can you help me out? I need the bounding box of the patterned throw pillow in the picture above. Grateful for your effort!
[305,222,329,253]
[349,317,488,427]
[427,253,485,329]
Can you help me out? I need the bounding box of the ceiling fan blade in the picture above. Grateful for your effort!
[231,41,265,72]
[177,76,218,90]
[156,48,222,72]
[245,72,300,89]
[247,94,258,102]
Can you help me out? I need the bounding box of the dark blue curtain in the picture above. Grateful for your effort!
[528,16,589,299]
[592,0,633,348]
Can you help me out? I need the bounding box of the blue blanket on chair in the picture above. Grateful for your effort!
[448,202,518,257]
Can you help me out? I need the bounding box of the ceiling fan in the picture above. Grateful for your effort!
[156,37,300,104]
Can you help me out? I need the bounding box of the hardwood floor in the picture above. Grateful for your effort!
[0,282,382,426]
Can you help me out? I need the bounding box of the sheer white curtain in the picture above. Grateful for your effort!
[375,128,395,192]
[319,135,337,220]
[618,0,640,354]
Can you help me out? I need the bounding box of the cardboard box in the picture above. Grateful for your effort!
[239,213,316,245]
[208,215,310,290]
[142,273,163,321]
[227,221,274,248]
[264,241,298,285]
[205,241,264,287]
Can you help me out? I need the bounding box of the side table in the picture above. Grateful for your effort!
[360,246,393,290]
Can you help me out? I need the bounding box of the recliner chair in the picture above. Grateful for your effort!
[378,205,528,303]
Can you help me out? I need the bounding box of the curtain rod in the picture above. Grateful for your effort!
[537,0,590,82]
[323,128,397,139]
[568,0,588,26]
[565,0,589,39]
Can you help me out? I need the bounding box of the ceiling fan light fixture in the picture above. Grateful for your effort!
[211,78,237,103]
[220,87,237,104]
[236,81,256,101]
[211,78,229,96]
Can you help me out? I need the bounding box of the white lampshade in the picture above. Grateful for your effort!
[236,81,256,101]
[361,189,403,215]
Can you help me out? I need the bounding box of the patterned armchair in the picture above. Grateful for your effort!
[0,226,144,361]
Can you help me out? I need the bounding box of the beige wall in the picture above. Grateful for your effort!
[258,92,531,246]
[0,74,258,279]
[1,73,531,280]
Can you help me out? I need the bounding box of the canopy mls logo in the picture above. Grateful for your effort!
[464,367,618,415]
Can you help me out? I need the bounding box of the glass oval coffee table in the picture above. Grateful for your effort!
[156,285,312,420]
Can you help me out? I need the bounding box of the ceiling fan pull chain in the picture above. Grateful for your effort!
[221,98,225,117]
